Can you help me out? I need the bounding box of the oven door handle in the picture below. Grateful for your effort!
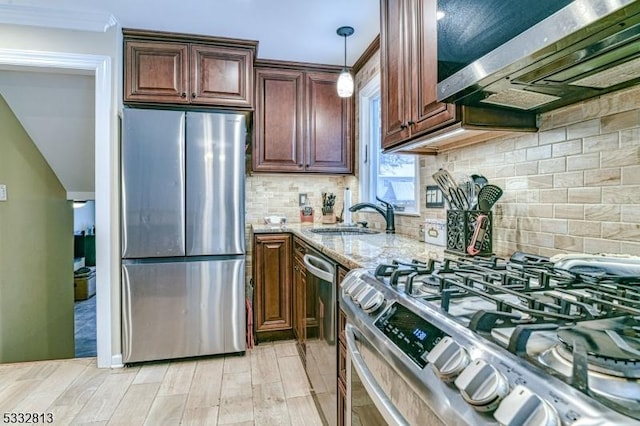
[345,324,409,426]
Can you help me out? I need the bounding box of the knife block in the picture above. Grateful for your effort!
[445,210,493,256]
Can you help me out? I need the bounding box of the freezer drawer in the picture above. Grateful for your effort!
[122,258,245,363]
[121,108,186,258]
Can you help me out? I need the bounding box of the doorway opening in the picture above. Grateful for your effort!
[0,48,115,368]
[73,200,97,357]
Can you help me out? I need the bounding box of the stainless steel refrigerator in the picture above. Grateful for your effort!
[121,108,246,363]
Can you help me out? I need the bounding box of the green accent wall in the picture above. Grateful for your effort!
[0,94,74,363]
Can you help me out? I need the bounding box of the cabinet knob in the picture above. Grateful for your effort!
[306,164,310,168]
[191,92,196,98]
[408,120,415,126]
[298,164,303,168]
[181,92,186,98]
[400,124,408,130]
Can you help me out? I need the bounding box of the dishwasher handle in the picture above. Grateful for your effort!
[303,254,334,282]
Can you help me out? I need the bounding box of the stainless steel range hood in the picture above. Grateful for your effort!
[438,0,640,113]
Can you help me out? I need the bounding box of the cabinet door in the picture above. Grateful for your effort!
[125,41,189,104]
[190,44,254,108]
[254,234,292,333]
[409,0,456,136]
[253,68,305,172]
[380,0,411,148]
[305,72,353,174]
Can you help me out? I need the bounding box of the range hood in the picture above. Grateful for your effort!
[438,0,640,113]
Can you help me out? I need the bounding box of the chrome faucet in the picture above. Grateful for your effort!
[349,196,395,234]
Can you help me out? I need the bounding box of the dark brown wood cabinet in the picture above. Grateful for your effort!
[253,61,353,174]
[253,233,293,341]
[380,0,456,150]
[124,29,256,109]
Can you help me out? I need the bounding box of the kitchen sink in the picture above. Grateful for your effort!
[309,227,380,235]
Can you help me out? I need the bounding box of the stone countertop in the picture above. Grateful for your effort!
[251,224,446,270]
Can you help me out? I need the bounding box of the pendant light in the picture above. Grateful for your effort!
[336,26,354,98]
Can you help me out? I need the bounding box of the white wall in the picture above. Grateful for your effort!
[74,201,96,234]
[0,22,121,367]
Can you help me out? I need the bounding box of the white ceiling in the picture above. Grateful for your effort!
[0,0,380,199]
[0,70,95,197]
[7,0,381,66]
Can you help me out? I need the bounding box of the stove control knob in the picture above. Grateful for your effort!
[355,286,384,313]
[494,385,560,426]
[425,337,469,382]
[346,281,369,301]
[454,359,509,412]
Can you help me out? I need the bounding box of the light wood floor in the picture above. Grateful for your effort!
[0,341,323,426]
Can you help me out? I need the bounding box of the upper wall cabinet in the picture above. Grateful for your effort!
[379,0,537,154]
[124,29,257,109]
[252,61,353,174]
[380,0,456,150]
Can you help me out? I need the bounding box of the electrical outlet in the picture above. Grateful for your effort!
[0,184,6,201]
[299,193,307,206]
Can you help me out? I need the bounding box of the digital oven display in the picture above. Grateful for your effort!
[374,304,446,368]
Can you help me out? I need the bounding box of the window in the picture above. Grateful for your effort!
[359,77,419,214]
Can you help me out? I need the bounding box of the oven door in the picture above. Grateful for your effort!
[345,324,444,426]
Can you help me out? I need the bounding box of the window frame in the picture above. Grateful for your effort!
[359,76,420,216]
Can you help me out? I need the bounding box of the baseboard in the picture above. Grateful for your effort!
[111,353,124,369]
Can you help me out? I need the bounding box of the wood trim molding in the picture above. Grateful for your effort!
[254,58,344,73]
[0,4,117,32]
[352,35,380,74]
[0,48,115,369]
[123,28,259,53]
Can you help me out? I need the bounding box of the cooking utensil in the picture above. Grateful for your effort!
[469,174,488,209]
[477,184,503,212]
[432,169,457,209]
[467,214,489,256]
[433,169,470,210]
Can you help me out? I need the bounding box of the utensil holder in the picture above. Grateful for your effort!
[446,210,493,255]
[322,213,336,224]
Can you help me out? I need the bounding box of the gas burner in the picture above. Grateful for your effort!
[555,316,640,376]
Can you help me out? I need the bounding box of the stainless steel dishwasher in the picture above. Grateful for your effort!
[302,247,337,425]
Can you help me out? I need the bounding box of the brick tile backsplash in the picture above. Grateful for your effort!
[584,168,621,186]
[566,118,600,139]
[566,153,599,171]
[601,110,640,132]
[621,128,640,147]
[583,133,619,153]
[584,205,620,222]
[567,187,601,204]
[554,204,585,220]
[552,140,582,157]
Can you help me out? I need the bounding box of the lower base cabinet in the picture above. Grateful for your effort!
[253,233,293,341]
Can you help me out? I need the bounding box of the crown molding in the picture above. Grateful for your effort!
[0,4,118,32]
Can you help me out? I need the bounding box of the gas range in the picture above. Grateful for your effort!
[340,252,640,425]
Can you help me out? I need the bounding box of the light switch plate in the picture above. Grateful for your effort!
[299,193,308,206]
[0,184,6,201]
